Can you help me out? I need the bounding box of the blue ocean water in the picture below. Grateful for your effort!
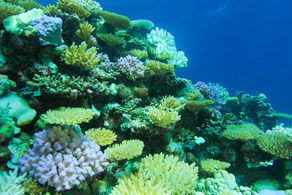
[41,0,292,122]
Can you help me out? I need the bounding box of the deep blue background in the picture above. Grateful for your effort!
[41,0,292,120]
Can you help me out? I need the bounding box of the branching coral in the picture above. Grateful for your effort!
[257,130,292,159]
[41,107,95,125]
[98,33,125,46]
[116,55,144,81]
[0,169,26,195]
[110,173,171,195]
[138,153,198,194]
[61,41,101,69]
[145,60,174,75]
[160,95,182,110]
[105,139,144,161]
[0,1,25,23]
[122,49,148,60]
[85,128,117,146]
[57,0,90,18]
[18,126,109,191]
[76,21,95,41]
[17,0,44,11]
[200,159,231,175]
[22,178,48,195]
[97,11,132,29]
[44,4,58,16]
[222,123,262,140]
[146,106,181,129]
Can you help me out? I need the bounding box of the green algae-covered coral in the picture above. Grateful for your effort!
[61,41,101,69]
[76,21,95,41]
[41,107,95,125]
[98,33,126,46]
[0,1,25,23]
[222,123,262,141]
[105,139,144,161]
[145,60,174,75]
[98,10,132,29]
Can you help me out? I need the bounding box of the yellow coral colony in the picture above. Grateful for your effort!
[41,107,95,125]
[137,153,198,194]
[105,139,144,161]
[146,106,181,129]
[145,60,174,76]
[85,128,117,146]
[160,95,182,110]
[200,159,231,175]
[257,131,292,159]
[76,21,95,41]
[61,42,100,69]
[110,173,171,195]
[222,123,262,140]
[183,99,214,115]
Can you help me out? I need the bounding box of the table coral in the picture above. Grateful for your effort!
[98,33,126,46]
[222,123,262,140]
[18,126,109,191]
[200,159,231,175]
[85,128,117,146]
[41,107,95,125]
[97,11,132,29]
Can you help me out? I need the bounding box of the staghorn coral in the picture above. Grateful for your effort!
[110,173,171,195]
[85,128,117,146]
[41,107,95,125]
[76,21,95,41]
[146,106,181,129]
[183,99,214,115]
[105,139,144,161]
[98,33,125,46]
[0,1,25,23]
[57,0,90,18]
[200,159,231,175]
[17,0,44,11]
[160,95,183,110]
[138,153,198,195]
[97,11,132,29]
[116,55,144,81]
[222,123,262,140]
[145,60,174,75]
[61,41,101,69]
[44,4,58,16]
[0,169,26,195]
[257,130,292,159]
[18,126,109,191]
[28,73,110,98]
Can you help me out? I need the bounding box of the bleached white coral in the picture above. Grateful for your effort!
[18,126,108,191]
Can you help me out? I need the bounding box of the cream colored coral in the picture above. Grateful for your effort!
[146,106,180,129]
[61,42,100,69]
[85,128,117,146]
[200,159,231,175]
[110,173,171,195]
[221,123,262,140]
[105,139,144,161]
[41,107,95,125]
[138,153,198,195]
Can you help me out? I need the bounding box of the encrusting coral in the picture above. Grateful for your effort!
[61,41,101,69]
[85,128,117,146]
[41,107,95,125]
[222,123,262,140]
[105,139,144,161]
[18,126,109,191]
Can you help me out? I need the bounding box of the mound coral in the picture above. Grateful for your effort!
[105,139,144,161]
[146,106,181,129]
[97,11,132,29]
[76,21,95,41]
[222,123,262,140]
[61,41,101,69]
[138,153,198,194]
[41,107,95,125]
[257,130,292,159]
[98,33,126,46]
[85,128,117,146]
[116,55,144,81]
[200,159,231,175]
[145,60,174,75]
[110,173,171,195]
[18,126,109,191]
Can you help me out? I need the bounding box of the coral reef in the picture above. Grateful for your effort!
[18,126,108,191]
